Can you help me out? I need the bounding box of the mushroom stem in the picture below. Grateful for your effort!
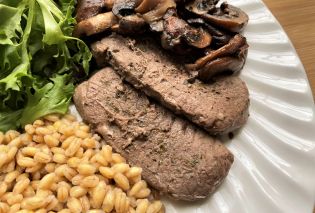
[104,0,116,10]
[74,12,118,37]
[186,34,247,70]
[135,0,159,13]
[142,0,176,23]
[116,14,147,34]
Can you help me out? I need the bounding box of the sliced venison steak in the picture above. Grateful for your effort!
[74,68,234,201]
[91,35,249,135]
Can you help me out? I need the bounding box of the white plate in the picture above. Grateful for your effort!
[162,0,315,212]
[72,0,315,212]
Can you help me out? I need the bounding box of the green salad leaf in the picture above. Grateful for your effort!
[0,0,92,131]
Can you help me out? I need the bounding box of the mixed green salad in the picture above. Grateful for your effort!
[0,0,92,131]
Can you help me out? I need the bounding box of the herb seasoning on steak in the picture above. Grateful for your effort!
[74,68,234,201]
[91,35,249,135]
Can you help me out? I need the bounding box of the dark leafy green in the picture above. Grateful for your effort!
[0,0,92,131]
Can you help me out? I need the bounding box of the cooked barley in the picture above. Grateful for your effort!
[13,178,30,194]
[57,185,69,203]
[53,153,67,164]
[77,163,96,176]
[22,147,38,156]
[8,203,21,213]
[80,195,90,212]
[99,167,115,179]
[67,197,82,212]
[65,138,81,157]
[103,189,115,213]
[112,163,130,174]
[81,175,99,188]
[6,193,23,205]
[0,114,163,212]
[70,186,87,198]
[135,188,151,199]
[128,181,147,197]
[71,174,84,186]
[135,199,149,213]
[0,182,8,197]
[67,157,81,168]
[44,135,59,147]
[38,173,56,190]
[114,173,130,191]
[34,152,51,163]
[147,201,164,213]
[90,181,106,209]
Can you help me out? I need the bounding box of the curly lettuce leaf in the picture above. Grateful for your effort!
[0,3,24,45]
[0,0,92,131]
[0,110,22,132]
[20,74,74,126]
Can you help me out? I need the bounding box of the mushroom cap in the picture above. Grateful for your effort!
[161,11,212,52]
[74,0,249,82]
[112,0,140,18]
[197,56,246,82]
[116,14,147,34]
[185,0,219,15]
[190,34,249,81]
[142,0,177,23]
[187,18,233,47]
[201,3,249,33]
[186,34,247,70]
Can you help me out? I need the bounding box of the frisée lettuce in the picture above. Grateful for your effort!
[0,0,92,131]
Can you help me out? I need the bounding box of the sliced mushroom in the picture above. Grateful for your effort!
[74,12,118,37]
[116,14,147,34]
[161,12,212,52]
[135,0,159,13]
[76,0,105,22]
[112,0,140,18]
[185,28,212,48]
[161,32,193,54]
[185,0,219,15]
[111,24,120,31]
[200,2,249,33]
[186,34,247,70]
[187,18,233,47]
[104,0,116,10]
[142,0,176,23]
[197,56,245,82]
[149,20,164,32]
[161,15,185,51]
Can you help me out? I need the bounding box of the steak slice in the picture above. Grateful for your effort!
[73,68,234,201]
[91,35,249,135]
